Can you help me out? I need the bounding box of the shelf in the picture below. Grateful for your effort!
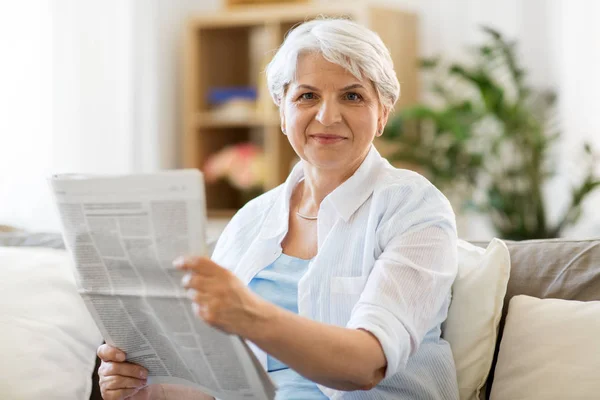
[195,111,280,128]
[207,209,238,219]
[189,3,359,28]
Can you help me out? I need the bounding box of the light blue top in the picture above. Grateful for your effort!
[248,253,327,400]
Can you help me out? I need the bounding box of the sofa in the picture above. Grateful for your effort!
[1,231,599,400]
[474,238,600,399]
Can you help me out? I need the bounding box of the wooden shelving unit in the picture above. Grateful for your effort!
[182,1,419,217]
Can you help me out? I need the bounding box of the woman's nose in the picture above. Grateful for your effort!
[315,98,342,126]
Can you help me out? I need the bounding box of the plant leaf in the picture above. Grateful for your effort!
[420,57,439,69]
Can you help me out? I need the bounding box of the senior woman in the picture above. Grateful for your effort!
[97,18,459,400]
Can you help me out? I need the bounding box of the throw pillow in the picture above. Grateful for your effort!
[490,295,600,400]
[0,247,103,400]
[442,239,511,400]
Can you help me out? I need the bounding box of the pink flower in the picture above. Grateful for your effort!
[203,143,265,190]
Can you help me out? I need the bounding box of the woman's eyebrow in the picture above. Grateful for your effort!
[296,84,320,91]
[294,83,365,91]
[341,83,365,91]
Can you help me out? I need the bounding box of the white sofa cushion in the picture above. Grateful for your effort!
[0,247,102,400]
[442,239,511,400]
[490,295,600,400]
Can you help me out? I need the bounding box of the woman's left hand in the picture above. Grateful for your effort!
[174,256,268,336]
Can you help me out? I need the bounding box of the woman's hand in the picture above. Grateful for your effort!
[97,344,149,400]
[175,256,270,336]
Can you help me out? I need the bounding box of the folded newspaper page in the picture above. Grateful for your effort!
[50,170,275,400]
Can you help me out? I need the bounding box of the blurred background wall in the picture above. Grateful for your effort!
[1,0,598,238]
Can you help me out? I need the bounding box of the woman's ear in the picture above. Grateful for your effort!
[377,107,390,137]
[280,106,287,135]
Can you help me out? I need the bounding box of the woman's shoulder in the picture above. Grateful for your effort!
[210,185,284,266]
[374,164,448,201]
[371,164,455,222]
[218,185,284,237]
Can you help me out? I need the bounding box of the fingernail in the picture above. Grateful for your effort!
[186,288,196,300]
[192,303,202,316]
[140,370,148,379]
[172,256,185,268]
[181,274,190,286]
[116,352,126,362]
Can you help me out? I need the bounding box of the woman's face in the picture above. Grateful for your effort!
[280,52,389,172]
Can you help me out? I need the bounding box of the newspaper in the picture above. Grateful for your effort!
[49,170,275,400]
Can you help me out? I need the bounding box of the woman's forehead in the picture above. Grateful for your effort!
[290,53,367,89]
[295,53,356,77]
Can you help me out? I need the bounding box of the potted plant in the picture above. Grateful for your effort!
[383,26,599,240]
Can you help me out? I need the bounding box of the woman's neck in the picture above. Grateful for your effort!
[298,151,368,215]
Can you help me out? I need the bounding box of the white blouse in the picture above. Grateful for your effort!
[211,145,459,399]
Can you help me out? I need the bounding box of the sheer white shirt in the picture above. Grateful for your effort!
[211,145,459,399]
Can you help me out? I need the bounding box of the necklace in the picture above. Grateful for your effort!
[296,181,318,220]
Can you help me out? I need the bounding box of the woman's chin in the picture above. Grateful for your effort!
[303,154,349,170]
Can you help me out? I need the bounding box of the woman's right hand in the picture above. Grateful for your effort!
[97,344,150,400]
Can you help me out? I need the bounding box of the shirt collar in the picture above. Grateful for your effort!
[323,145,384,222]
[259,145,385,239]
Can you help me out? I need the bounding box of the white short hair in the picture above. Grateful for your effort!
[265,18,400,111]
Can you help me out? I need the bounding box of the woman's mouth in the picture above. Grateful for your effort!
[310,134,347,145]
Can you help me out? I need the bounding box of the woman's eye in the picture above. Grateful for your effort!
[345,92,362,101]
[299,92,316,101]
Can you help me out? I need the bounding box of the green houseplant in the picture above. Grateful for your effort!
[383,26,599,240]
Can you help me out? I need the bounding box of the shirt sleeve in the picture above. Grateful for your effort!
[209,218,237,270]
[346,181,458,380]
[209,209,251,272]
